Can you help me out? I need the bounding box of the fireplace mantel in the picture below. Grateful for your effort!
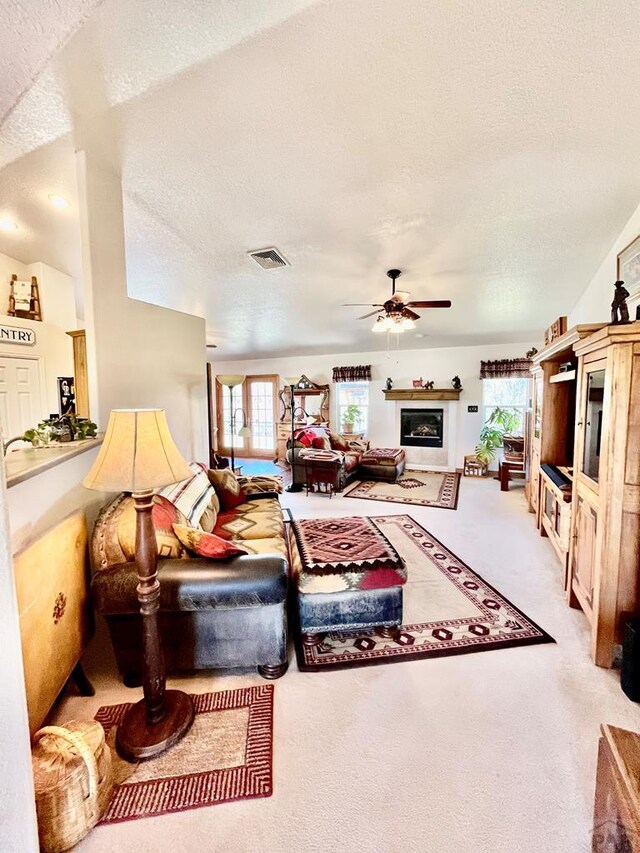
[383,388,462,401]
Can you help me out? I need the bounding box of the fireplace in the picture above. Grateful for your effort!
[400,408,444,448]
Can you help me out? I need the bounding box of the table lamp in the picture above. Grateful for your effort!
[83,409,195,761]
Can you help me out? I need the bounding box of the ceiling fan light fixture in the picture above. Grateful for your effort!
[371,316,387,332]
[388,318,404,334]
[401,317,416,330]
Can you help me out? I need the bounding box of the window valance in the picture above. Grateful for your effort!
[479,358,532,379]
[332,365,372,383]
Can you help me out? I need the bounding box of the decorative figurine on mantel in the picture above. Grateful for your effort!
[451,375,462,390]
[412,378,424,388]
[526,347,538,359]
[385,377,393,390]
[424,380,434,390]
[611,280,631,325]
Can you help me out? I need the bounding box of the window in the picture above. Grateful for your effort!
[482,377,530,434]
[336,382,369,434]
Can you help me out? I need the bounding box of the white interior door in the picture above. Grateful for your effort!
[0,356,43,440]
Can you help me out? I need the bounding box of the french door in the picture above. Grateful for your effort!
[215,374,278,459]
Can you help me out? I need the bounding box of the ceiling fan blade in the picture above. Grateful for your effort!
[358,309,383,320]
[341,303,383,307]
[402,308,420,321]
[407,300,452,309]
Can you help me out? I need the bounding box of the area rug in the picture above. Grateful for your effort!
[296,515,553,671]
[343,470,461,509]
[94,685,274,824]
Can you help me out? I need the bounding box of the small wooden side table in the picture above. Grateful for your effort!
[592,724,640,851]
[304,458,340,497]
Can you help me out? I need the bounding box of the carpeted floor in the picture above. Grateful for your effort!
[53,477,640,853]
[296,514,553,670]
[343,469,461,509]
[95,685,274,824]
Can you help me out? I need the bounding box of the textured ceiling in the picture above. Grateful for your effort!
[1,0,640,358]
[0,0,103,125]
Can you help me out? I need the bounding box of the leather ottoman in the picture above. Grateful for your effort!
[290,516,407,645]
[358,447,406,482]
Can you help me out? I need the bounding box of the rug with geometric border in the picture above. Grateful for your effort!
[94,685,273,825]
[343,470,461,509]
[296,515,554,671]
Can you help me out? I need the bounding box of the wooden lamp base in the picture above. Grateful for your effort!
[116,689,195,762]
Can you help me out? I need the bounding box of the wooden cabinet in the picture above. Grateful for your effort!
[275,421,305,464]
[571,493,598,619]
[568,322,640,667]
[539,469,572,586]
[14,511,92,734]
[593,725,640,852]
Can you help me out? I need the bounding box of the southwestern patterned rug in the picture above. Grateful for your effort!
[296,515,553,671]
[94,685,273,824]
[343,470,461,509]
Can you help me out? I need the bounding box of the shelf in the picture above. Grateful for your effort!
[549,369,576,384]
[383,388,462,401]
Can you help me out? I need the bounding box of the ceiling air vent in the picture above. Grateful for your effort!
[248,247,289,269]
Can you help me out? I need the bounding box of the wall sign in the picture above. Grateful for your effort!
[0,324,36,346]
[467,405,479,413]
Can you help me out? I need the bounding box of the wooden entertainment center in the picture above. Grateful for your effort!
[526,321,640,667]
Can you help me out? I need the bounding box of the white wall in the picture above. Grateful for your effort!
[211,340,535,469]
[77,152,208,462]
[569,201,640,325]
[0,253,77,331]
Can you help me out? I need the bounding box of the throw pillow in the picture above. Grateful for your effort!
[207,468,247,511]
[329,433,350,451]
[158,461,216,528]
[172,524,248,559]
[311,435,331,450]
[118,495,189,561]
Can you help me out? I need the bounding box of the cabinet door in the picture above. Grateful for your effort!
[572,495,598,614]
[575,358,607,493]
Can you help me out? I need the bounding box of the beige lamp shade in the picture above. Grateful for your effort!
[216,375,245,388]
[238,425,252,438]
[283,376,301,387]
[83,409,193,493]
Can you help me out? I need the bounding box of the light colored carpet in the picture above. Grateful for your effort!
[344,469,460,509]
[54,477,639,853]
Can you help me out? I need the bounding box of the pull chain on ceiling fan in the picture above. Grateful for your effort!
[342,269,451,333]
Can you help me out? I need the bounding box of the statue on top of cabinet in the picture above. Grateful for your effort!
[611,280,631,325]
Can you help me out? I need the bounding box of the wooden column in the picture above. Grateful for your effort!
[66,330,90,418]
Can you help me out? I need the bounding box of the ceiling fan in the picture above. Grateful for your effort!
[343,269,451,333]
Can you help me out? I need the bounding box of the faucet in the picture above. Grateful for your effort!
[3,436,24,456]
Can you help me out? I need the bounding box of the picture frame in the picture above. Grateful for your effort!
[617,234,640,319]
[58,376,76,415]
[617,233,640,291]
[544,316,567,346]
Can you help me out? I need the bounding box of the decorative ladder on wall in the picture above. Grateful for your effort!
[8,274,42,321]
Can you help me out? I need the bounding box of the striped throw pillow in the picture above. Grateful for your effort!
[158,462,215,528]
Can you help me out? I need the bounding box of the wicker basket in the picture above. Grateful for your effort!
[32,720,114,852]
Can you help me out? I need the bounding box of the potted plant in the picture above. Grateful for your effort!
[342,404,361,434]
[475,406,521,467]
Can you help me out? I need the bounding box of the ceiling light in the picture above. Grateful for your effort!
[48,194,70,209]
[401,317,416,330]
[371,316,387,333]
[388,317,404,334]
[0,218,17,231]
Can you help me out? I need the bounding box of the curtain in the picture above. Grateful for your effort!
[479,358,532,379]
[332,365,372,383]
